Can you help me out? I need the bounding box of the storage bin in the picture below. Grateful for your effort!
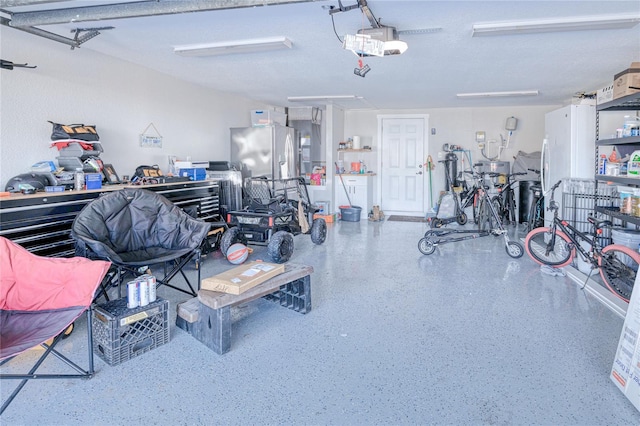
[85,173,102,190]
[339,205,361,222]
[179,168,207,181]
[315,201,330,214]
[611,229,640,267]
[313,213,337,223]
[92,297,169,366]
[251,110,287,127]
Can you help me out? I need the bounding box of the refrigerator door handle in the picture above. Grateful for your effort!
[541,137,549,193]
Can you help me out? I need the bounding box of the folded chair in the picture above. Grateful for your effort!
[71,188,211,298]
[0,236,111,415]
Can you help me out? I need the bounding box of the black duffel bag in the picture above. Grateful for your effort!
[48,121,100,141]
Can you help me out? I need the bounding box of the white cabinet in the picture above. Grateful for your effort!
[335,175,374,219]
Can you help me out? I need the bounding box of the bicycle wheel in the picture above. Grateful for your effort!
[524,227,573,267]
[456,211,468,225]
[472,191,479,224]
[506,191,517,225]
[478,197,498,231]
[599,245,640,303]
[477,197,490,231]
[491,195,504,226]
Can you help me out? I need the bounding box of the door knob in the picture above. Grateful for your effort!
[416,171,423,175]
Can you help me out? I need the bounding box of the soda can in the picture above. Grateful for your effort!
[127,280,139,309]
[139,278,150,307]
[147,275,157,302]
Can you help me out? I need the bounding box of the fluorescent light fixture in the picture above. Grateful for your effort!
[174,36,292,57]
[287,95,361,102]
[457,90,539,98]
[472,14,640,36]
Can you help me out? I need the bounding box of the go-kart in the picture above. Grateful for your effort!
[220,177,327,263]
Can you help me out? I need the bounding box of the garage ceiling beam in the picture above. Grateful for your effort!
[7,0,317,27]
[1,0,69,6]
[0,15,78,47]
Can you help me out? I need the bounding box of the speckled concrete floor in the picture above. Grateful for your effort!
[2,219,639,425]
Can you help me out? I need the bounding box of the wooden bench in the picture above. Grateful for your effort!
[176,263,313,354]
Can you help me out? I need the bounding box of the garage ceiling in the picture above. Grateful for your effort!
[1,0,639,110]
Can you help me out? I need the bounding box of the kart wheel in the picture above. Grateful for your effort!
[456,212,468,225]
[310,218,327,245]
[220,227,245,256]
[268,231,294,263]
[432,218,443,228]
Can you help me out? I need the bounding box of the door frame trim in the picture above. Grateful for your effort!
[377,114,429,215]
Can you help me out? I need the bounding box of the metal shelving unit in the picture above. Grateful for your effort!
[594,92,640,231]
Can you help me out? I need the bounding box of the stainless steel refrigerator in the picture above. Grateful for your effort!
[230,125,298,180]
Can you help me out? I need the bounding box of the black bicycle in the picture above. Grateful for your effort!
[457,164,484,224]
[492,172,527,225]
[525,180,640,303]
[524,169,544,233]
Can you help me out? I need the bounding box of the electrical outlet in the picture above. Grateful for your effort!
[437,151,443,159]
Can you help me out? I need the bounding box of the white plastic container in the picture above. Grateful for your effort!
[618,186,637,214]
[628,150,640,176]
[611,228,640,267]
[622,116,640,137]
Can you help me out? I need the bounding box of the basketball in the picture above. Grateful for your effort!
[226,243,249,264]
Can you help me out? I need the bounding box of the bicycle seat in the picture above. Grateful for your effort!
[587,216,612,229]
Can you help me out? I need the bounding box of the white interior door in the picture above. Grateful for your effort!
[380,117,426,214]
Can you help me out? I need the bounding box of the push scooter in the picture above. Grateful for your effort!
[418,168,524,258]
[430,157,467,228]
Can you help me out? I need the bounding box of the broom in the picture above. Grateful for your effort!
[335,162,353,207]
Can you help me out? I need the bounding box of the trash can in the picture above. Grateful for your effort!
[519,180,542,224]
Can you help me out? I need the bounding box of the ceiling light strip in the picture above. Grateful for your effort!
[456,90,539,98]
[174,36,292,57]
[287,95,361,102]
[472,13,640,36]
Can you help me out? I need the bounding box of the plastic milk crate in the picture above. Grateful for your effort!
[92,297,170,366]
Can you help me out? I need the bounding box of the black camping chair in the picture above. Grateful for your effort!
[0,237,111,415]
[71,188,211,298]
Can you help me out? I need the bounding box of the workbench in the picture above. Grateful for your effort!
[0,180,221,257]
[176,263,313,354]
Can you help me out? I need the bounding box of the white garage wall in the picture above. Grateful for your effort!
[343,106,562,199]
[0,28,267,188]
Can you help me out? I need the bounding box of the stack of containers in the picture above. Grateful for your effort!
[614,186,640,265]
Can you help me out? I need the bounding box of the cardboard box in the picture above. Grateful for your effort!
[597,83,614,105]
[613,62,640,100]
[610,273,640,411]
[201,261,285,295]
